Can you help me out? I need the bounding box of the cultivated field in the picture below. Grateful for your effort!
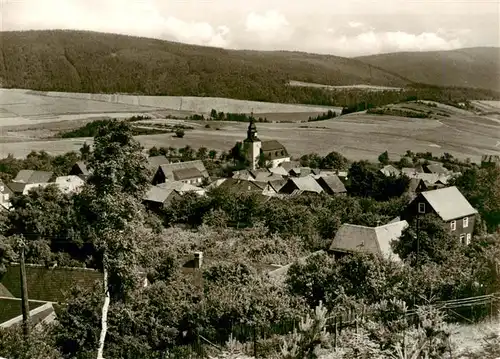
[24,90,340,114]
[0,90,498,162]
[288,80,403,91]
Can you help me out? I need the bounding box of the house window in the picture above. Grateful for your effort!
[463,217,469,228]
[460,234,466,245]
[450,220,456,231]
[247,185,251,191]
[418,202,425,213]
[466,233,471,245]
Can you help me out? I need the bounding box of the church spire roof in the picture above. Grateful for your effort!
[245,115,260,142]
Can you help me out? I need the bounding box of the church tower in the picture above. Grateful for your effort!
[243,116,262,170]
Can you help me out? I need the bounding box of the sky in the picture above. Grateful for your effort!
[1,0,499,57]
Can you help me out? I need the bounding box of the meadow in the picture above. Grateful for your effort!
[0,90,498,162]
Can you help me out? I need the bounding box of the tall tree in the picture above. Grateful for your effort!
[74,120,151,358]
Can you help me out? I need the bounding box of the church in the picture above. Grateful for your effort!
[243,118,291,170]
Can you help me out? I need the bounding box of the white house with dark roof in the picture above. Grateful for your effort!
[243,118,290,169]
[329,220,409,261]
[402,186,478,245]
[152,160,209,185]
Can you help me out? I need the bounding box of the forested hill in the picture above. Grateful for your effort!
[356,47,500,92]
[0,30,499,104]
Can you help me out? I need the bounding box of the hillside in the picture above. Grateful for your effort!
[0,30,499,105]
[0,30,408,101]
[357,47,500,91]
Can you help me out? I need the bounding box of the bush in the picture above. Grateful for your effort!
[175,129,185,138]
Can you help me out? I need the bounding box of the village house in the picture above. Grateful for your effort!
[142,185,182,211]
[143,181,205,211]
[329,220,408,261]
[279,176,324,195]
[147,155,170,179]
[314,174,347,195]
[8,170,54,194]
[152,160,209,185]
[379,164,401,177]
[243,118,290,170]
[401,186,478,245]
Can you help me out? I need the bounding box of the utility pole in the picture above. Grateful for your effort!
[18,236,30,338]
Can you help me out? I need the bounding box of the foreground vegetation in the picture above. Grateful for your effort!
[0,120,498,358]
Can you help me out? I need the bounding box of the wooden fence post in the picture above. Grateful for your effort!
[334,316,338,351]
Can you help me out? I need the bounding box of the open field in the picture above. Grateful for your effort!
[0,90,498,161]
[25,90,340,114]
[288,80,403,91]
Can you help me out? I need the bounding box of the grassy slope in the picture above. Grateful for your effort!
[0,29,408,100]
[356,47,500,92]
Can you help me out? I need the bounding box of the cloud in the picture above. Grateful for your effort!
[1,0,497,55]
[163,17,230,47]
[348,21,364,28]
[322,30,464,56]
[2,0,230,48]
[245,10,289,33]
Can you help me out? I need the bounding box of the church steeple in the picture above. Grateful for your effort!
[246,114,260,142]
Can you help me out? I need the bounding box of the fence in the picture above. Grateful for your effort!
[164,292,500,358]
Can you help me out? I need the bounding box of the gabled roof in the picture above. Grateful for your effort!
[6,182,26,194]
[157,181,205,194]
[380,165,401,177]
[329,221,408,261]
[261,140,289,160]
[0,181,14,197]
[232,169,253,181]
[148,155,170,170]
[13,170,53,184]
[284,177,324,194]
[172,167,203,181]
[402,166,424,176]
[268,179,287,192]
[71,161,90,176]
[0,264,102,303]
[289,167,312,177]
[252,171,286,183]
[316,175,347,194]
[408,178,426,193]
[269,166,289,176]
[158,160,209,181]
[261,140,287,152]
[143,186,176,204]
[420,186,478,221]
[425,163,450,175]
[218,178,265,193]
[403,171,450,185]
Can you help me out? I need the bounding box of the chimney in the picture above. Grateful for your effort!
[193,251,203,269]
